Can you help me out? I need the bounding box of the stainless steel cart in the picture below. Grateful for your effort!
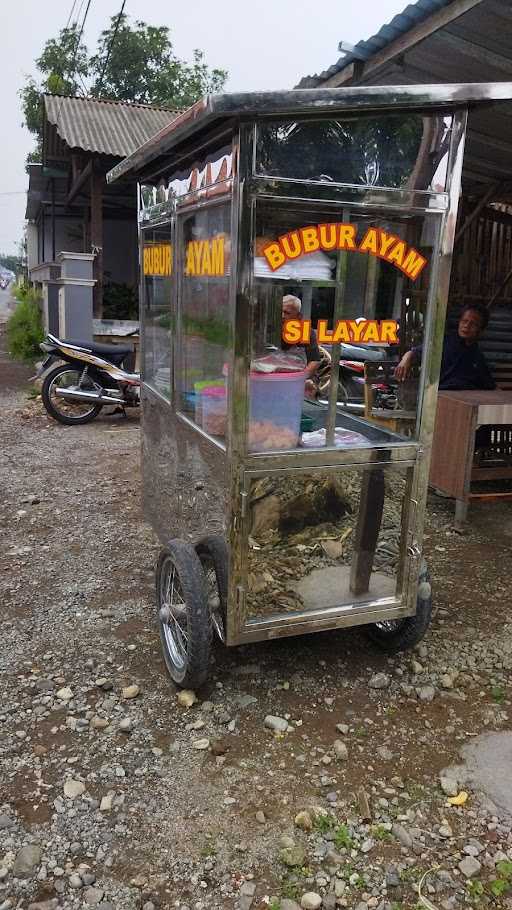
[108,83,512,688]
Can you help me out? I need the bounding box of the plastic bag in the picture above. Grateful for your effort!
[301,427,369,448]
[251,347,307,373]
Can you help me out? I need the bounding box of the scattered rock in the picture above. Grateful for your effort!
[63,779,85,799]
[377,745,394,761]
[295,810,313,831]
[440,776,459,797]
[417,684,436,702]
[122,684,140,699]
[100,792,115,812]
[119,717,133,733]
[392,823,413,848]
[280,845,306,867]
[458,856,481,878]
[90,716,109,730]
[255,810,266,824]
[239,880,256,910]
[264,715,289,733]
[56,686,73,701]
[83,887,104,905]
[369,673,390,690]
[12,845,41,879]
[69,872,83,888]
[333,740,348,760]
[301,893,322,910]
[177,690,197,708]
[192,738,210,750]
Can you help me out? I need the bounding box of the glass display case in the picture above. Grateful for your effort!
[107,83,512,688]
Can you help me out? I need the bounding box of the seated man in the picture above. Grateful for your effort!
[396,303,495,453]
[395,303,495,391]
[281,295,322,396]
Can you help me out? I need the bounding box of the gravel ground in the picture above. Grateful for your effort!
[1,326,512,910]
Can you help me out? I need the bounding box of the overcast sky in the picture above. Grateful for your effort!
[0,0,408,256]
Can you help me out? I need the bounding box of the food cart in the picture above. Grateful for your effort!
[107,83,512,689]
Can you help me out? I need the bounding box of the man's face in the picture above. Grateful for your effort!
[458,309,484,343]
[282,301,300,320]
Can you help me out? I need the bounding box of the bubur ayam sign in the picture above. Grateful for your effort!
[143,237,226,277]
[262,222,428,282]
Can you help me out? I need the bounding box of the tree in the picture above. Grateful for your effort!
[20,15,227,164]
[90,16,226,108]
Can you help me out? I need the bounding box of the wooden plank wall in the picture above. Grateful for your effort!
[450,203,512,307]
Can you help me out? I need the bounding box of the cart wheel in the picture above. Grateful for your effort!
[156,539,212,689]
[195,536,228,643]
[363,560,432,653]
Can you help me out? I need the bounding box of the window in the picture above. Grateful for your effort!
[256,114,452,192]
[177,203,231,444]
[141,226,173,399]
[248,202,442,452]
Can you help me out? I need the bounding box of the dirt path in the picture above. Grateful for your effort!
[1,337,511,910]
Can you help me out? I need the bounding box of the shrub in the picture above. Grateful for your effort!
[6,285,44,361]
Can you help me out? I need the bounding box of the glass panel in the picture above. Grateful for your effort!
[256,115,452,192]
[141,226,173,399]
[140,142,233,217]
[177,203,231,444]
[246,465,410,621]
[249,202,442,452]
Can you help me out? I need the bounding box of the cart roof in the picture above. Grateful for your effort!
[106,82,512,186]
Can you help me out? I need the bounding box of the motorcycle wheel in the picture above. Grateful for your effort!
[195,536,228,643]
[363,560,432,653]
[42,365,103,425]
[156,539,212,689]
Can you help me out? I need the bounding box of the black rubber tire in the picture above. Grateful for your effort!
[42,364,103,425]
[363,560,432,653]
[195,535,228,643]
[156,538,212,689]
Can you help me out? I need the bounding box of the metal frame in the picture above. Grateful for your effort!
[121,84,512,651]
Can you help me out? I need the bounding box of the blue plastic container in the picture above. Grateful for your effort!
[249,369,307,451]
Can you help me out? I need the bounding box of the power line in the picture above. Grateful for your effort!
[95,0,127,96]
[54,0,94,131]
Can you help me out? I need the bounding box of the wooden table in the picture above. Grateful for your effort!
[430,389,512,523]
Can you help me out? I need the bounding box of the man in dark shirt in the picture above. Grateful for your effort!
[395,304,495,390]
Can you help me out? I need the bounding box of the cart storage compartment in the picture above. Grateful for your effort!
[249,370,307,451]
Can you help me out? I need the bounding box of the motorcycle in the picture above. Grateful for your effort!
[315,343,398,410]
[35,333,140,425]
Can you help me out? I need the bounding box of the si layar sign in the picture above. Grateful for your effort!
[262,222,428,282]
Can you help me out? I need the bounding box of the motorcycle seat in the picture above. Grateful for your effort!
[65,339,134,357]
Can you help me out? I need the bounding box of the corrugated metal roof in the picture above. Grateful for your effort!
[297,0,457,87]
[44,94,178,158]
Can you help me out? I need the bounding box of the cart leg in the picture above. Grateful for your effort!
[455,498,468,525]
[350,469,385,596]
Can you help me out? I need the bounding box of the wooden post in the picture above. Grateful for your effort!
[350,469,385,596]
[90,162,103,318]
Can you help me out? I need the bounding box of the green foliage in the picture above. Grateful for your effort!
[102,282,138,320]
[334,824,353,850]
[6,286,44,361]
[489,878,508,898]
[20,14,228,164]
[90,16,227,107]
[466,879,484,901]
[182,314,231,347]
[313,813,334,834]
[489,860,512,898]
[0,254,23,274]
[491,685,505,704]
[372,824,392,842]
[280,878,300,901]
[268,900,281,910]
[496,860,512,878]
